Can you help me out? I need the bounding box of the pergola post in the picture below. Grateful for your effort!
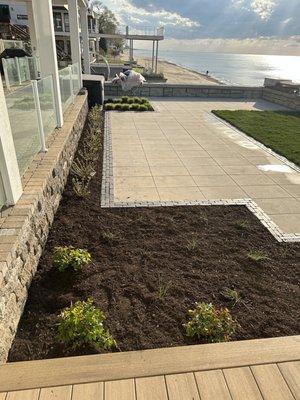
[27,1,37,55]
[0,75,22,205]
[151,40,155,71]
[68,0,83,87]
[79,6,90,74]
[32,0,63,127]
[155,40,159,73]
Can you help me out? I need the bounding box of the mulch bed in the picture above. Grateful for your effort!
[9,113,300,362]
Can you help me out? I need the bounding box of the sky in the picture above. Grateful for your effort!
[94,0,300,55]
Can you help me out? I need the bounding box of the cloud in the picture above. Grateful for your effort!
[137,36,300,56]
[250,0,277,19]
[99,0,200,29]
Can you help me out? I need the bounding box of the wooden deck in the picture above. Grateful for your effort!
[0,336,299,399]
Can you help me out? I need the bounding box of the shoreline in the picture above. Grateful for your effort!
[122,52,223,85]
[158,58,222,85]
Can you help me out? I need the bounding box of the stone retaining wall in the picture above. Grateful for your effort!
[0,93,88,362]
[105,83,263,99]
[262,88,300,111]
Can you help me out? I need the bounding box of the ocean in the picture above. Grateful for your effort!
[135,49,300,86]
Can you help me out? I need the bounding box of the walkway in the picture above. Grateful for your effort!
[104,99,300,241]
[0,336,299,399]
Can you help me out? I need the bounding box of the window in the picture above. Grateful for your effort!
[64,13,70,32]
[0,4,10,23]
[53,12,63,32]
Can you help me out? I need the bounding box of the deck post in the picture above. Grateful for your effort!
[68,0,83,87]
[79,5,91,74]
[152,40,155,71]
[0,75,22,205]
[32,0,63,128]
[155,40,159,73]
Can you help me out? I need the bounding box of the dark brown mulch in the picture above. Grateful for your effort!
[9,117,300,362]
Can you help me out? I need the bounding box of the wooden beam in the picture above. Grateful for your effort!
[0,336,299,393]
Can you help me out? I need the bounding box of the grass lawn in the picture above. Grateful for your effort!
[212,110,300,167]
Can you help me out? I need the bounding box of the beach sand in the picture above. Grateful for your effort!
[137,56,220,85]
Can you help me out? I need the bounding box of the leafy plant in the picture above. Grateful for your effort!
[105,103,116,111]
[157,273,171,300]
[121,96,129,103]
[121,104,130,111]
[234,220,250,230]
[72,177,90,197]
[58,298,116,350]
[186,237,199,252]
[184,302,238,343]
[221,288,242,306]
[53,246,91,272]
[114,103,123,111]
[248,250,269,262]
[71,159,96,181]
[101,231,117,242]
[138,104,148,112]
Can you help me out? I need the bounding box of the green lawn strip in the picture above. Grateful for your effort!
[212,110,300,167]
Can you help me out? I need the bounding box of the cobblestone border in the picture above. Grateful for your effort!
[101,112,300,243]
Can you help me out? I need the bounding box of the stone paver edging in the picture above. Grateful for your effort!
[101,112,300,243]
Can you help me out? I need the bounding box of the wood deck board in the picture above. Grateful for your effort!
[135,376,168,400]
[251,364,295,400]
[223,367,263,400]
[0,336,299,400]
[104,379,136,400]
[72,382,104,400]
[39,385,72,400]
[165,372,200,400]
[194,370,232,400]
[0,336,299,393]
[6,389,40,400]
[278,361,300,400]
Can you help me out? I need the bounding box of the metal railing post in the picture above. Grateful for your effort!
[14,57,22,85]
[32,80,48,153]
[2,59,11,91]
[69,65,75,104]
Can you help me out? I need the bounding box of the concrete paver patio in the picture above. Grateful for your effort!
[109,99,300,238]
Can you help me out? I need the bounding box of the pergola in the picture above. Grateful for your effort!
[0,0,91,207]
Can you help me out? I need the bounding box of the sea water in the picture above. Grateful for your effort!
[135,49,300,86]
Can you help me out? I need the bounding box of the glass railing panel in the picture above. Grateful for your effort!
[5,83,41,175]
[37,76,57,139]
[3,58,20,86]
[58,66,73,112]
[18,57,30,82]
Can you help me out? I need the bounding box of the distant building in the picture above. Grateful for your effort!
[0,1,100,60]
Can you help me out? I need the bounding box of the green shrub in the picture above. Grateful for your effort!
[184,302,238,343]
[105,103,116,111]
[121,96,129,103]
[130,103,140,111]
[140,97,149,104]
[127,97,135,104]
[121,104,130,111]
[53,246,91,272]
[58,298,116,351]
[138,104,148,112]
[114,103,123,111]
